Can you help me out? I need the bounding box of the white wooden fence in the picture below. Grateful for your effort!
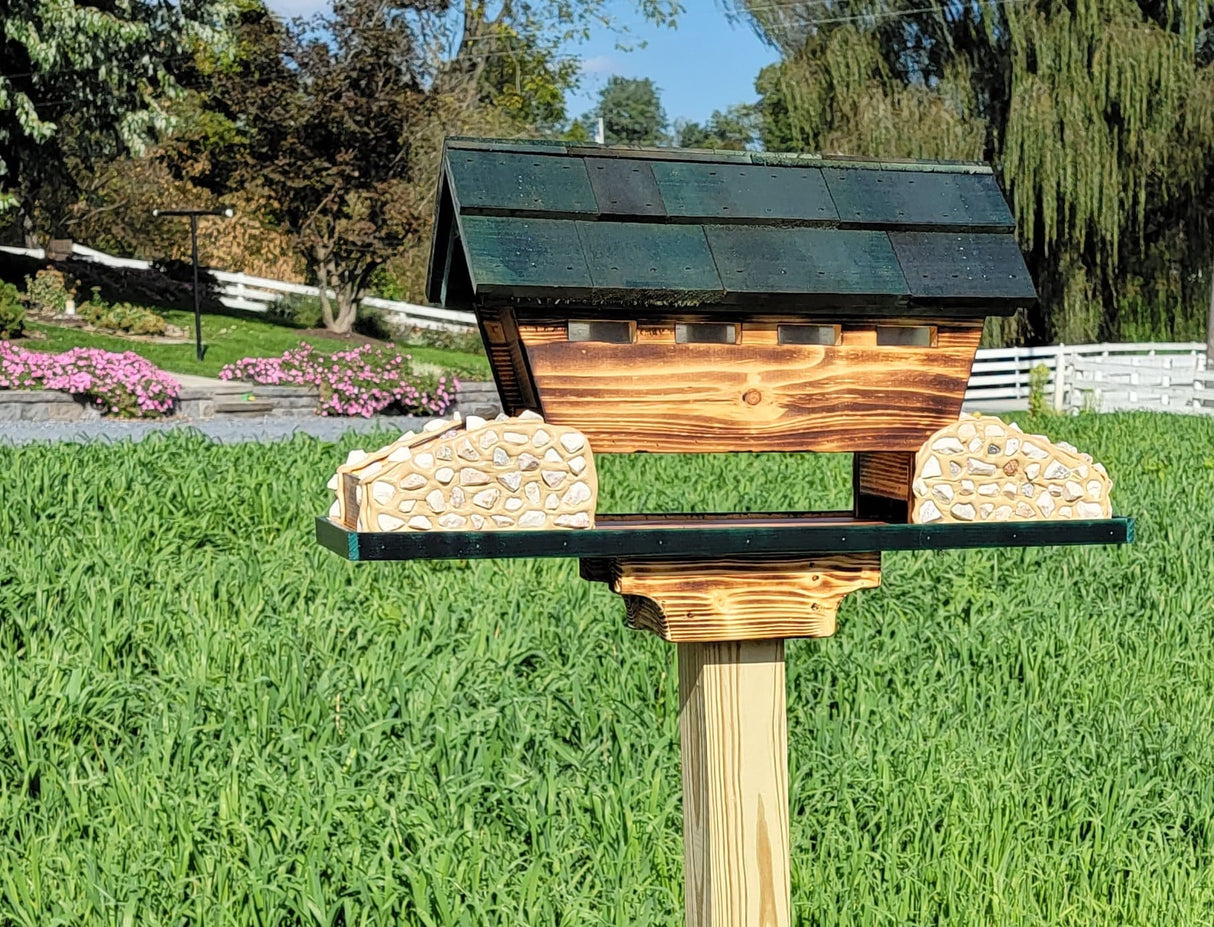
[6,243,1213,413]
[966,342,1213,415]
[207,269,475,332]
[1,243,476,332]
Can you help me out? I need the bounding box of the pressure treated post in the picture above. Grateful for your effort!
[590,554,880,926]
[679,640,790,927]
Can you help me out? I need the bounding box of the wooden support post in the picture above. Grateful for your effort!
[582,556,878,925]
[585,555,882,642]
[679,640,790,927]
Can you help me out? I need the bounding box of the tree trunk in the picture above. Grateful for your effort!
[310,240,366,335]
[315,246,338,331]
[334,276,359,335]
[325,258,356,334]
[20,196,40,250]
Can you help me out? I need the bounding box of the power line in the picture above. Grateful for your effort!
[0,54,196,82]
[731,0,854,17]
[739,0,1031,24]
[2,0,1038,100]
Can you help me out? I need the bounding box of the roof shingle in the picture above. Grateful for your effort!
[426,137,1036,316]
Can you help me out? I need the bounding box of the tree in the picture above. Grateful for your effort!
[0,0,232,246]
[676,104,760,150]
[191,0,437,333]
[435,1,682,136]
[582,76,668,146]
[737,0,1214,346]
[154,0,682,330]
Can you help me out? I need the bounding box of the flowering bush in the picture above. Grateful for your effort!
[0,341,179,417]
[220,342,456,417]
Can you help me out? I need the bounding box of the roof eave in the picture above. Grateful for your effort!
[470,290,1032,319]
[423,161,455,305]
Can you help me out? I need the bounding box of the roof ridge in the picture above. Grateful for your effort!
[443,136,992,173]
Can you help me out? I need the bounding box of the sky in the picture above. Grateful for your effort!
[563,2,779,126]
[262,0,779,128]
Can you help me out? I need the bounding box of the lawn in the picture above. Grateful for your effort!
[24,308,491,380]
[0,412,1212,924]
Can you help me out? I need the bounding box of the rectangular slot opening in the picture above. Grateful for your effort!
[567,320,634,344]
[778,324,840,346]
[876,325,936,347]
[675,322,737,345]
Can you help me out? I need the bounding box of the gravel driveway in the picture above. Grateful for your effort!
[0,416,431,445]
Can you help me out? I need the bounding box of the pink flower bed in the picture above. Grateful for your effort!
[219,342,457,417]
[0,340,178,417]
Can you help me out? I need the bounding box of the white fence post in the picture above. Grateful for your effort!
[5,241,480,333]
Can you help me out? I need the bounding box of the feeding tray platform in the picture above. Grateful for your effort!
[317,507,1132,646]
[316,512,1133,562]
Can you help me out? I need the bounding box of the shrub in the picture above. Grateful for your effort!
[0,341,178,416]
[398,324,487,358]
[353,304,393,340]
[24,267,74,314]
[79,292,168,336]
[267,293,324,328]
[1028,363,1053,416]
[220,342,456,417]
[0,281,25,338]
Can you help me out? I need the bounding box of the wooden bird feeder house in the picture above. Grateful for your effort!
[319,137,1133,926]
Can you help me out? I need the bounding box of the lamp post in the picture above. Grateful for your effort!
[153,207,233,362]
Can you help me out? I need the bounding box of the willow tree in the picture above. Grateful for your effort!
[737,0,1214,345]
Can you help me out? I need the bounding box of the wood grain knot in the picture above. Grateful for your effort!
[743,389,763,406]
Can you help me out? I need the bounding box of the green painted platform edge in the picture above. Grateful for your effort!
[316,515,1134,563]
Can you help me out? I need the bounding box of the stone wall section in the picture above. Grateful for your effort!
[911,413,1112,524]
[329,410,596,532]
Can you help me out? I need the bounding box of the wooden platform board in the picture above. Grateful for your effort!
[316,512,1134,562]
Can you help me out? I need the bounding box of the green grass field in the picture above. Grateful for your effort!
[1,412,1212,925]
[25,310,491,380]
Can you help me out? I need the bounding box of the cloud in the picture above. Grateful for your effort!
[579,55,618,75]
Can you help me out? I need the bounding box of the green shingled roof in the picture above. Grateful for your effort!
[425,137,1036,317]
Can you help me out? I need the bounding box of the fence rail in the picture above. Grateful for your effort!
[2,243,478,332]
[966,342,1212,415]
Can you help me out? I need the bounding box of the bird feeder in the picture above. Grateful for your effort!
[318,137,1133,926]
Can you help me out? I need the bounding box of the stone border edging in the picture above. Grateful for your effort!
[0,381,503,423]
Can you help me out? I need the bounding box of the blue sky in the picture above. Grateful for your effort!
[564,2,779,126]
[263,0,778,128]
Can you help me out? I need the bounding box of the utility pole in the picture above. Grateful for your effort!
[1207,259,1214,364]
[153,207,233,362]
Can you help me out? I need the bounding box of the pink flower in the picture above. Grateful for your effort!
[217,341,457,417]
[0,341,179,417]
